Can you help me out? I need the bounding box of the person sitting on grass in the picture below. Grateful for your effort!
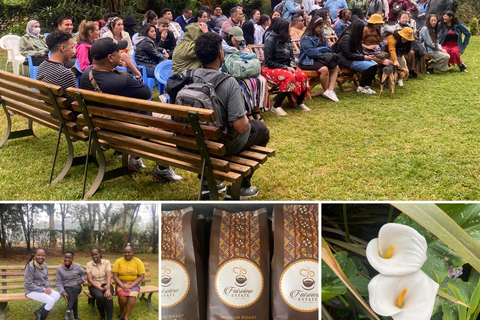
[81,37,182,182]
[19,20,49,66]
[438,10,470,72]
[37,31,77,101]
[112,244,145,320]
[298,17,340,102]
[24,248,60,320]
[86,247,114,320]
[55,251,86,320]
[262,18,310,116]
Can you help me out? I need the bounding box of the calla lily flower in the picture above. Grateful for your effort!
[368,270,439,320]
[366,223,427,276]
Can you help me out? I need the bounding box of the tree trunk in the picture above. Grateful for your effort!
[60,204,67,253]
[151,204,157,254]
[48,208,56,249]
[127,204,141,244]
[0,211,7,258]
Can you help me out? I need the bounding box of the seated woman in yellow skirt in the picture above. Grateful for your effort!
[112,243,145,320]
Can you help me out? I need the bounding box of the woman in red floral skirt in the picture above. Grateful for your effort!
[261,18,310,116]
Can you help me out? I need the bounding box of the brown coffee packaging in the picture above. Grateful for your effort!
[161,207,205,320]
[208,208,270,320]
[272,204,319,320]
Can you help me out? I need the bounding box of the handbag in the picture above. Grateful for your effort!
[317,52,340,69]
[222,51,261,79]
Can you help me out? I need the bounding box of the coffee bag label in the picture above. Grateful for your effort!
[215,258,264,308]
[279,259,319,312]
[161,259,190,308]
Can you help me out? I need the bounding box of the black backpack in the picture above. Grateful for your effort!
[166,69,231,128]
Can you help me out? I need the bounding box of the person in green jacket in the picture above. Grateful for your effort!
[171,22,208,74]
[19,20,49,66]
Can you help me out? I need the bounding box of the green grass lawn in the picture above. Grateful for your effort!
[1,37,480,200]
[0,251,159,319]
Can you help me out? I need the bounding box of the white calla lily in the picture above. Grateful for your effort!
[368,270,439,320]
[366,223,428,276]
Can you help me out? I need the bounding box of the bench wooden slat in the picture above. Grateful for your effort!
[0,70,63,96]
[92,131,231,173]
[0,79,69,109]
[67,87,217,123]
[223,155,260,171]
[74,106,223,141]
[87,117,226,157]
[0,87,74,121]
[249,145,276,157]
[6,105,59,132]
[237,150,268,164]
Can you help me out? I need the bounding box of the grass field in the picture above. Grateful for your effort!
[0,37,479,201]
[0,250,159,319]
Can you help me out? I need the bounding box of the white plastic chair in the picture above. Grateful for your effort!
[0,35,25,75]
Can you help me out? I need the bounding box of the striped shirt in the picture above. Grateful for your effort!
[37,60,77,101]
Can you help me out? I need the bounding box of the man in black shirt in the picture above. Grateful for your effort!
[81,38,182,182]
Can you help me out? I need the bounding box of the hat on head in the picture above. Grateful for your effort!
[367,14,384,24]
[398,27,414,41]
[228,26,244,41]
[90,38,128,60]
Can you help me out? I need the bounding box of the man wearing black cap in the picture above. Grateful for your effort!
[81,37,183,182]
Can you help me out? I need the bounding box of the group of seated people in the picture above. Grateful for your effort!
[23,244,145,320]
[14,2,471,198]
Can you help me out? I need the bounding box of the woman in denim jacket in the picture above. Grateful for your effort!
[298,17,339,102]
[438,10,470,72]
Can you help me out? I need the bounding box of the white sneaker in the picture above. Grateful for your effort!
[357,86,368,94]
[271,107,287,116]
[128,157,147,172]
[397,79,404,87]
[365,87,376,94]
[294,104,310,111]
[322,90,339,102]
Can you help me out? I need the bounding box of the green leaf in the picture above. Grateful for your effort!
[322,257,348,301]
[447,282,469,320]
[394,204,480,284]
[467,270,480,320]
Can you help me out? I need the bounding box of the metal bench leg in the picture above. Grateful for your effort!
[230,182,242,200]
[0,302,7,320]
[83,139,107,199]
[146,292,155,312]
[88,297,97,317]
[0,101,12,148]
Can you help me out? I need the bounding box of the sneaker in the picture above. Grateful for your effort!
[225,186,259,200]
[459,63,467,72]
[271,107,287,116]
[357,86,368,94]
[322,90,339,102]
[149,165,182,182]
[113,150,123,158]
[409,71,418,78]
[128,157,146,172]
[426,68,434,74]
[365,87,376,94]
[63,310,72,320]
[201,180,227,196]
[397,79,404,87]
[159,94,166,103]
[294,104,310,111]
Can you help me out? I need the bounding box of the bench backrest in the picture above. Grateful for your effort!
[0,263,151,293]
[0,70,86,141]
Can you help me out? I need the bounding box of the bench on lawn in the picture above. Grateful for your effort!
[83,262,157,315]
[0,70,89,185]
[0,265,84,320]
[66,87,275,200]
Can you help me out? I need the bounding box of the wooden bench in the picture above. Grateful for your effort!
[0,265,84,320]
[66,87,275,200]
[83,262,157,315]
[0,70,89,185]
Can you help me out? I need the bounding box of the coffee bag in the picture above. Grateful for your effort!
[272,204,319,320]
[161,207,205,320]
[208,208,270,320]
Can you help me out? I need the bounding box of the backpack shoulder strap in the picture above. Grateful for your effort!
[89,70,102,93]
[209,72,232,88]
